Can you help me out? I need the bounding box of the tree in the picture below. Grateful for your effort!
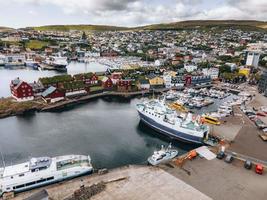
[82,32,87,41]
[219,65,231,74]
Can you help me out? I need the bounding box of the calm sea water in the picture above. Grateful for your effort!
[0,62,196,169]
[0,97,195,169]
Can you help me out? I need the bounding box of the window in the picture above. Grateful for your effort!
[25,181,36,186]
[14,184,25,189]
[36,179,46,184]
[19,174,24,177]
[46,176,54,181]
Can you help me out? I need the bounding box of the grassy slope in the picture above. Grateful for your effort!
[33,25,129,31]
[140,20,267,31]
[28,20,267,32]
[0,26,14,32]
[25,40,49,50]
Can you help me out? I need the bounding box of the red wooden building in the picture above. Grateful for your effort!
[111,72,122,84]
[41,86,65,103]
[10,78,34,102]
[117,79,132,92]
[102,77,113,89]
[85,73,98,85]
[184,75,192,86]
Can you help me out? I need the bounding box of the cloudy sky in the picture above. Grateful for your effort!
[0,0,267,28]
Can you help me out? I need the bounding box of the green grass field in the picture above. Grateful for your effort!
[25,40,49,50]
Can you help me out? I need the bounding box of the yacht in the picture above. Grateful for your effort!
[147,144,178,165]
[0,155,93,195]
[136,99,210,144]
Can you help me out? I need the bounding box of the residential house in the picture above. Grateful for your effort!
[202,68,219,79]
[137,79,150,90]
[163,73,172,88]
[73,73,99,85]
[147,74,164,88]
[63,81,88,97]
[117,79,132,92]
[171,76,184,87]
[10,78,34,102]
[41,86,65,103]
[184,64,197,73]
[111,72,122,84]
[102,76,113,89]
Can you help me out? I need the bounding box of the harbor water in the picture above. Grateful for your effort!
[0,97,196,169]
[0,62,232,169]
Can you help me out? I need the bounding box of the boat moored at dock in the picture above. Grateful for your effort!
[0,154,93,195]
[147,143,178,166]
[136,99,210,144]
[40,56,68,72]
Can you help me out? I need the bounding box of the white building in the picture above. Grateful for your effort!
[246,51,260,67]
[184,64,197,73]
[163,73,172,88]
[202,68,219,79]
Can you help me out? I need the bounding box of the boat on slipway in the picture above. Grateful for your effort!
[136,99,210,144]
[0,155,93,195]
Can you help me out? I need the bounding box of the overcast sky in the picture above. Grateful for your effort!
[0,0,267,28]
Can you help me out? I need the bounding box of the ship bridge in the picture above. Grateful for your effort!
[29,157,52,172]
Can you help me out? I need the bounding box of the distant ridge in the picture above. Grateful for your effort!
[26,20,267,32]
[0,26,13,32]
[32,24,129,31]
[140,20,267,31]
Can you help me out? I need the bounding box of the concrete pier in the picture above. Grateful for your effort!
[10,165,211,200]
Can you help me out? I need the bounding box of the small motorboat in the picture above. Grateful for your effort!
[147,143,178,166]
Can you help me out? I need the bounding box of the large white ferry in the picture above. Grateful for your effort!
[0,155,93,195]
[136,99,210,144]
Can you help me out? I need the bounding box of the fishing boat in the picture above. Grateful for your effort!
[40,56,68,72]
[147,144,178,165]
[0,155,93,195]
[24,59,39,70]
[136,99,210,144]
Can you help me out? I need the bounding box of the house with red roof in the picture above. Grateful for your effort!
[10,78,34,101]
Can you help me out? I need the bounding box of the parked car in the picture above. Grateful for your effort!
[254,119,267,129]
[216,151,225,160]
[225,154,234,163]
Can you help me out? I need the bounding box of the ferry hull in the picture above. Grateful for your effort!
[13,168,93,194]
[138,111,204,144]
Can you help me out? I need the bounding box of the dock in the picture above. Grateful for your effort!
[9,165,212,200]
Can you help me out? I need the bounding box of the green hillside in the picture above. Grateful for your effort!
[0,26,14,32]
[140,20,267,31]
[33,24,129,31]
[28,20,267,32]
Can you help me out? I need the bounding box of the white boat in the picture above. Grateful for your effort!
[147,144,178,165]
[40,56,68,72]
[136,99,210,144]
[0,155,93,195]
[24,59,39,70]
